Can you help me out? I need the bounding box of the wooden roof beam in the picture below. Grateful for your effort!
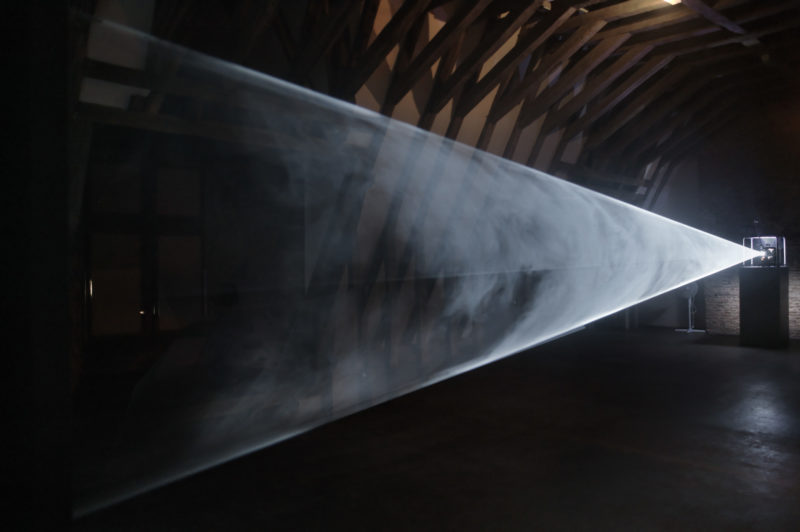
[513,32,631,129]
[723,0,800,26]
[651,80,774,154]
[624,108,719,168]
[350,0,380,63]
[592,10,696,41]
[344,0,434,97]
[499,89,538,160]
[486,18,608,120]
[679,0,747,34]
[568,14,800,152]
[417,30,465,130]
[541,43,654,135]
[648,12,800,57]
[578,0,752,45]
[619,0,800,54]
[599,79,720,159]
[557,0,670,33]
[432,0,568,116]
[622,17,721,50]
[677,42,751,66]
[423,0,550,115]
[610,79,745,162]
[638,97,742,164]
[379,11,428,116]
[614,76,765,167]
[582,64,692,150]
[588,70,749,155]
[385,0,494,106]
[295,0,361,74]
[560,54,675,142]
[656,114,736,167]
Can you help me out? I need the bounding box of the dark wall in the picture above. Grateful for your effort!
[635,94,800,331]
[698,95,800,338]
[6,2,72,529]
[697,96,800,254]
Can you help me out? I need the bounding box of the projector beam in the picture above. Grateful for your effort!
[73,17,761,517]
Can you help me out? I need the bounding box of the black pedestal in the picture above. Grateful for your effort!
[739,268,789,347]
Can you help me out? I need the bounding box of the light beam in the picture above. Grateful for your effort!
[73,17,760,517]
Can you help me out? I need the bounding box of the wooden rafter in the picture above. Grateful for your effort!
[541,42,654,134]
[350,0,380,63]
[547,0,800,152]
[294,0,361,75]
[638,95,744,165]
[418,29,465,129]
[487,18,608,120]
[672,115,737,159]
[385,0,494,106]
[78,0,800,214]
[621,0,798,52]
[605,85,719,160]
[450,1,573,118]
[592,9,698,41]
[380,12,427,116]
[344,0,434,97]
[556,0,670,33]
[623,86,738,164]
[425,0,548,115]
[609,81,739,161]
[578,0,751,45]
[514,32,631,129]
[649,13,800,57]
[475,57,524,149]
[680,0,747,34]
[585,57,757,150]
[582,67,691,150]
[606,83,746,172]
[607,65,765,162]
[561,55,676,142]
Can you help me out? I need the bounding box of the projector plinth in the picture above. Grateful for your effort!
[739,267,789,348]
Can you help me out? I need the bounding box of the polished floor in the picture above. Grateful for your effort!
[72,328,800,531]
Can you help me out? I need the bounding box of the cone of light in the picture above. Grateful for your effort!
[73,18,760,516]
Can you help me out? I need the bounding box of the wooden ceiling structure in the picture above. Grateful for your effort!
[74,0,800,206]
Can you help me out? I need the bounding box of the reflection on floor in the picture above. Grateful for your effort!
[73,328,800,531]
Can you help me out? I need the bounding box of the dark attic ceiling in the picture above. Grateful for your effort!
[72,0,800,206]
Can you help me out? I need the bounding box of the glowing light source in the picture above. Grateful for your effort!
[663,0,682,5]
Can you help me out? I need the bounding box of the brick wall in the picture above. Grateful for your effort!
[791,270,800,338]
[704,268,740,335]
[704,267,800,338]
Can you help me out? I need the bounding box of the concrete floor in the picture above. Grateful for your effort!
[72,329,800,531]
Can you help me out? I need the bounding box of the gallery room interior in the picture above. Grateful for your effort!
[13,0,800,529]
